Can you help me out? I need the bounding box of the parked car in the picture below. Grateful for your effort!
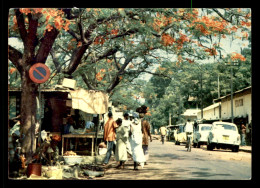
[193,123,212,148]
[207,121,240,152]
[166,125,179,141]
[175,124,188,145]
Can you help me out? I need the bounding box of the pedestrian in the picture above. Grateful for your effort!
[129,115,146,170]
[241,123,246,146]
[184,119,194,148]
[159,126,167,144]
[122,112,133,157]
[129,113,134,122]
[102,112,118,166]
[115,118,128,169]
[141,116,152,165]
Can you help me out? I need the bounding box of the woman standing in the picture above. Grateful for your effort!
[115,118,128,169]
[142,118,152,165]
[129,116,146,170]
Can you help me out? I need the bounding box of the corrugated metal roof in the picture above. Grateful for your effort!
[202,102,221,111]
[213,86,251,102]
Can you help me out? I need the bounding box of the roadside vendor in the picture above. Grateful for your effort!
[63,116,75,134]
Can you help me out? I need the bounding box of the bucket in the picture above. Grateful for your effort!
[27,163,42,177]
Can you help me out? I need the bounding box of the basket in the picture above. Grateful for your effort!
[63,156,83,165]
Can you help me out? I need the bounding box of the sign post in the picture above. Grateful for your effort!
[29,63,50,145]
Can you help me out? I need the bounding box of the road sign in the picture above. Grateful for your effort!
[29,63,50,84]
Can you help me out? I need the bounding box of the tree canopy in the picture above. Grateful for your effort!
[8,8,251,158]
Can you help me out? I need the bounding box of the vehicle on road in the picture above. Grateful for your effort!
[193,123,212,148]
[175,124,187,145]
[207,121,240,152]
[166,125,179,141]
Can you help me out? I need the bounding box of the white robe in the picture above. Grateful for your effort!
[115,126,129,162]
[129,120,146,166]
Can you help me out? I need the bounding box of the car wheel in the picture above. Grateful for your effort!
[232,146,239,152]
[207,143,213,151]
[193,142,197,148]
[197,143,201,148]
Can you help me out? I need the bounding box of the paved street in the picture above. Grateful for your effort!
[96,137,251,180]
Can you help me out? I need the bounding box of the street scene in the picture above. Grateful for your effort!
[7,7,252,181]
[98,136,251,180]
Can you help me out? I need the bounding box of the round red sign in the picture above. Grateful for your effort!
[29,63,50,84]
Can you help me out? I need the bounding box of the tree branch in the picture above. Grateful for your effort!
[63,44,88,75]
[8,45,24,73]
[14,9,27,43]
[212,8,232,23]
[106,55,135,93]
[35,27,59,63]
[80,73,96,90]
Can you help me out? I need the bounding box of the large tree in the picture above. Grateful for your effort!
[8,8,251,162]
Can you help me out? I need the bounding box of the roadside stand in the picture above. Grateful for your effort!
[8,77,109,179]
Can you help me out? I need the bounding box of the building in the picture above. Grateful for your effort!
[197,102,221,122]
[181,108,200,122]
[213,86,252,125]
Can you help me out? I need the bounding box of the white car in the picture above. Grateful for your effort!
[193,124,212,148]
[207,121,240,152]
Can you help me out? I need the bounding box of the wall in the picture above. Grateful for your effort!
[197,103,221,120]
[221,93,251,123]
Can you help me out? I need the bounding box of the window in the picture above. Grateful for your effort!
[201,126,212,131]
[215,124,237,131]
[235,99,243,107]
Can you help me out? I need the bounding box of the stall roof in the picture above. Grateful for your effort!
[8,87,70,93]
[9,86,109,114]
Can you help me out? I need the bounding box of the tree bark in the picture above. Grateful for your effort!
[9,10,59,163]
[20,70,38,163]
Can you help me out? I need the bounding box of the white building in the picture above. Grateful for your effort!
[214,86,252,124]
[181,109,200,122]
[197,102,221,121]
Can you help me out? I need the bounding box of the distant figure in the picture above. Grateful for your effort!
[241,123,246,146]
[102,112,118,166]
[115,118,128,169]
[159,126,167,144]
[142,119,152,165]
[184,119,194,148]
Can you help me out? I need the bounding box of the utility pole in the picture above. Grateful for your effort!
[169,112,171,126]
[200,71,203,120]
[226,62,239,123]
[218,73,221,121]
[230,65,234,123]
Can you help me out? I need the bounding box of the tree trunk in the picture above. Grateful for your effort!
[20,70,38,163]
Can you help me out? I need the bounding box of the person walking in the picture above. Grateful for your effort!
[241,123,246,146]
[141,117,152,165]
[184,119,194,148]
[159,126,167,144]
[115,118,128,169]
[102,112,118,166]
[122,112,133,157]
[129,116,146,170]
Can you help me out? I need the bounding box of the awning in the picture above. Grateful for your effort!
[69,88,109,115]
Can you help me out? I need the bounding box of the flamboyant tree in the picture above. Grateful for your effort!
[8,8,251,162]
